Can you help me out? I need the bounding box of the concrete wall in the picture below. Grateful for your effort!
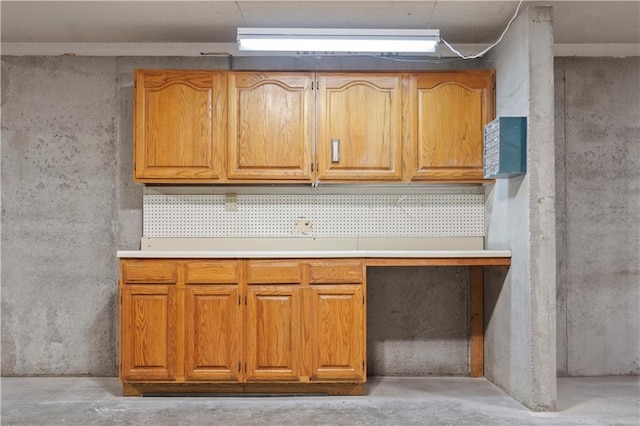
[484,7,557,410]
[4,37,635,387]
[1,57,119,375]
[368,267,469,376]
[2,55,481,376]
[555,57,640,376]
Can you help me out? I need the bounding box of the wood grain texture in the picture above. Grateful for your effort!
[308,285,365,381]
[407,70,495,181]
[308,259,364,284]
[132,69,496,184]
[184,260,240,284]
[134,69,225,182]
[246,260,303,284]
[184,285,242,381]
[122,260,178,283]
[246,285,302,381]
[227,72,313,181]
[120,285,178,381]
[317,73,403,181]
[470,266,484,377]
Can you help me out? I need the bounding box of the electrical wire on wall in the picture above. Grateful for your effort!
[440,0,524,59]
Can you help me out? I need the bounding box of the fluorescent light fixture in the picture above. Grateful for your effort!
[237,28,440,53]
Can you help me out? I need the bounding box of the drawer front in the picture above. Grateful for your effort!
[121,260,177,284]
[246,261,302,284]
[308,260,364,284]
[185,261,240,284]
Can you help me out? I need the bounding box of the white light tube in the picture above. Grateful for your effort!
[237,28,440,53]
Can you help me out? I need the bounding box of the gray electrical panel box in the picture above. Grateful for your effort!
[484,117,527,179]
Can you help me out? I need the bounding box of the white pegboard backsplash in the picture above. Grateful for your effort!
[143,191,484,238]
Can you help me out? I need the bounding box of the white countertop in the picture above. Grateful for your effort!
[117,249,511,259]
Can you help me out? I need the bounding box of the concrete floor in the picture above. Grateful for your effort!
[1,376,638,425]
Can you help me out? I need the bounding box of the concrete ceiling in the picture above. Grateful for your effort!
[2,1,639,56]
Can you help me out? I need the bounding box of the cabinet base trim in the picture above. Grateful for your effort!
[122,382,366,397]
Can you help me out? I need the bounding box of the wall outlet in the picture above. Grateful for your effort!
[293,218,313,235]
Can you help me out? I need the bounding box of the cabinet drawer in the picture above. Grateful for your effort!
[121,260,177,284]
[185,261,240,284]
[246,261,302,284]
[308,260,364,284]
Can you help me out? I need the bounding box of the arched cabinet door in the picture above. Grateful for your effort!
[133,70,225,183]
[227,72,313,182]
[316,73,403,181]
[407,70,495,181]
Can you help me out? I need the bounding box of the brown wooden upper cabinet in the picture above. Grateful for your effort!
[133,69,494,184]
[227,73,314,181]
[406,70,495,181]
[133,70,226,183]
[316,74,403,181]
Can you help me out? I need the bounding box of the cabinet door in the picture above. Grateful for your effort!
[184,285,242,382]
[121,285,178,381]
[407,71,495,180]
[307,259,366,382]
[308,285,365,381]
[134,70,225,182]
[246,285,302,381]
[317,74,403,181]
[227,73,313,181]
[184,261,242,382]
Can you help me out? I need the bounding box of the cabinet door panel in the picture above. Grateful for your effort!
[228,73,313,181]
[408,71,494,180]
[122,260,177,284]
[185,286,242,381]
[134,70,224,181]
[246,286,301,381]
[317,74,403,181]
[309,285,365,381]
[121,285,178,381]
[308,260,364,284]
[184,261,241,284]
[246,261,302,284]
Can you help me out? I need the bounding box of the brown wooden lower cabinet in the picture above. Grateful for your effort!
[308,284,365,381]
[120,284,178,382]
[119,258,366,396]
[184,284,242,382]
[246,284,302,382]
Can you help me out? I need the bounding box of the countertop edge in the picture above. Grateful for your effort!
[116,250,512,259]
